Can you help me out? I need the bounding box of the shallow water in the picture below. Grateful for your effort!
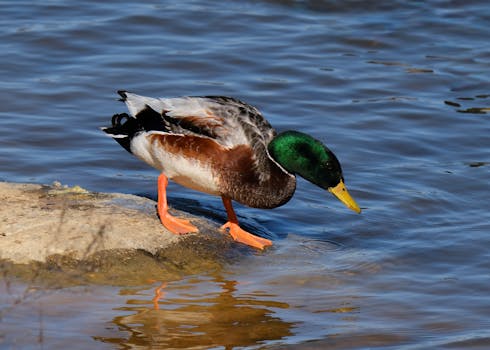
[1,0,490,349]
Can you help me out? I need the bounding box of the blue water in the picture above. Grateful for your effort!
[1,1,490,349]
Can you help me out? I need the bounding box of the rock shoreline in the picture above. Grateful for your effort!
[0,182,229,265]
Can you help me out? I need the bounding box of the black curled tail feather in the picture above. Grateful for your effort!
[101,113,137,154]
[102,105,169,154]
[111,112,129,127]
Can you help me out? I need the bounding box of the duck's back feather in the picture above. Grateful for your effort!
[117,91,276,151]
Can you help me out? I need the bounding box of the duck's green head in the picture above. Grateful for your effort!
[268,130,361,213]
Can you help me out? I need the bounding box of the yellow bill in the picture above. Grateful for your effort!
[328,180,361,214]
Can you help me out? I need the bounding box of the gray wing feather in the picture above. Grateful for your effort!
[121,92,276,150]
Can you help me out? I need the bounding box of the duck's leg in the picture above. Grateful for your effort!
[157,173,198,234]
[220,196,272,250]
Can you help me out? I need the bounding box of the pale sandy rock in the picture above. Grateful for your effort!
[0,181,216,264]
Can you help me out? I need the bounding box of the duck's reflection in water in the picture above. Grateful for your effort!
[96,274,294,349]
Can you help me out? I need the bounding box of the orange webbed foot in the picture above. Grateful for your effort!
[220,221,272,250]
[159,211,198,235]
[157,173,198,235]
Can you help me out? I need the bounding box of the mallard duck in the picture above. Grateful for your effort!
[102,91,360,250]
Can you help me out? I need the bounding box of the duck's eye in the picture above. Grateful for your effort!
[323,161,335,171]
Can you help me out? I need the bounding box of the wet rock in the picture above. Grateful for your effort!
[0,182,230,266]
